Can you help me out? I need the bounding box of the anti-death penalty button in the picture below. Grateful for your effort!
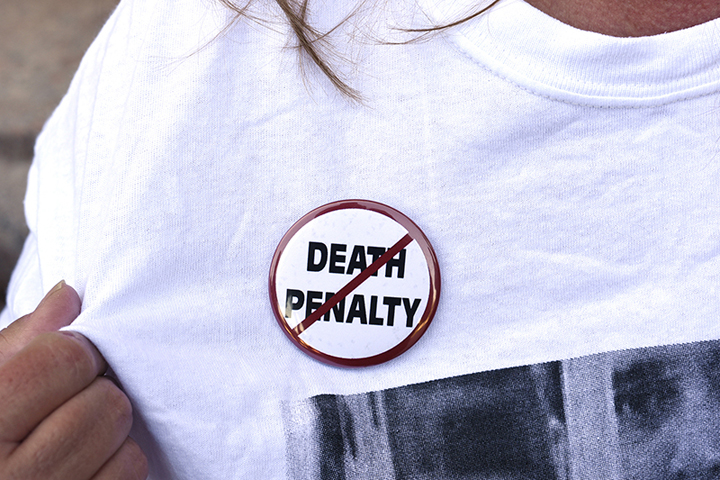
[268,199,441,367]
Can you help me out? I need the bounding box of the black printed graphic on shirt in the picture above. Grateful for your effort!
[283,339,720,480]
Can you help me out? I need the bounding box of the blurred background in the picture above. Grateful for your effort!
[0,0,118,311]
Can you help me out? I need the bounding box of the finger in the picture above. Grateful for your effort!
[92,437,149,480]
[0,331,107,447]
[7,377,134,480]
[0,281,81,365]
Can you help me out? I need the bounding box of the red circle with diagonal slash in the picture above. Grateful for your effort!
[269,200,441,367]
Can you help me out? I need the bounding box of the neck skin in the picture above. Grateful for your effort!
[523,0,720,36]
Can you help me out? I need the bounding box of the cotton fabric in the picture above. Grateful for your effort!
[2,0,720,477]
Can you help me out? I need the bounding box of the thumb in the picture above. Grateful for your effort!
[0,281,82,365]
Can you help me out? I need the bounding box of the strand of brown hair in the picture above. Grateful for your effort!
[218,0,501,101]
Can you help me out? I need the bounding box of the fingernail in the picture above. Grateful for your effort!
[59,330,81,340]
[39,280,66,306]
[47,280,66,297]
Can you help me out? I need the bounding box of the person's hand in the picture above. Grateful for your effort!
[0,281,148,479]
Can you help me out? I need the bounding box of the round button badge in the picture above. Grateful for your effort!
[269,200,441,367]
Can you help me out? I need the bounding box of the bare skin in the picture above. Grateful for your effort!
[1,4,719,480]
[523,0,720,36]
[0,282,148,480]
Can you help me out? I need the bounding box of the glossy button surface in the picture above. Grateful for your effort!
[269,200,441,367]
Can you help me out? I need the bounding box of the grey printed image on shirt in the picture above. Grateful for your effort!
[284,339,720,480]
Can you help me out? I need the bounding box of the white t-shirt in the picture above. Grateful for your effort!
[3,0,720,478]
